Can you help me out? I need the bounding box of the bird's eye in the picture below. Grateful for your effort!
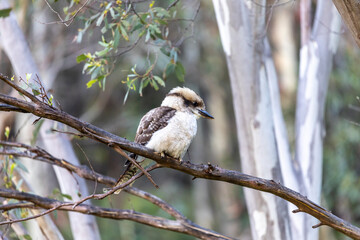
[184,99,191,106]
[192,102,198,107]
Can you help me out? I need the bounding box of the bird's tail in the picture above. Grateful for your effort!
[113,163,138,194]
[113,153,148,194]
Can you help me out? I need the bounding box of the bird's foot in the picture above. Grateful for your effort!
[155,151,166,158]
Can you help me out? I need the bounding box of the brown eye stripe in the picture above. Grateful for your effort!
[167,92,203,108]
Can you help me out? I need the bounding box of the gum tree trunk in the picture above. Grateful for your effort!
[212,0,341,239]
[212,1,293,239]
[0,1,101,239]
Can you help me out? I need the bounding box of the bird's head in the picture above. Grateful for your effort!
[161,87,214,119]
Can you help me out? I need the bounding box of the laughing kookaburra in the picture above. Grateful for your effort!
[114,87,214,193]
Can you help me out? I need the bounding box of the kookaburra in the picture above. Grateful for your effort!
[114,87,213,193]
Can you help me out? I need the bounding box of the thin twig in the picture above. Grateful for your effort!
[1,74,360,239]
[71,164,159,208]
[81,127,159,189]
[125,186,186,220]
[0,189,233,240]
[43,0,91,27]
[167,0,180,10]
[76,143,98,195]
[0,204,65,226]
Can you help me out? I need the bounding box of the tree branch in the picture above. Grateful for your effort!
[333,0,360,47]
[0,189,233,240]
[0,141,198,233]
[0,74,360,239]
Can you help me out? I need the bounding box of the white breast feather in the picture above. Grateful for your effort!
[145,111,197,159]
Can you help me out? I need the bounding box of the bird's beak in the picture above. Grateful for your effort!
[197,109,214,119]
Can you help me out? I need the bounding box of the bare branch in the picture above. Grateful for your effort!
[0,104,28,113]
[112,145,159,189]
[333,0,360,47]
[43,0,91,27]
[0,74,360,239]
[125,187,186,221]
[0,140,115,186]
[0,204,63,226]
[0,189,234,240]
[0,142,183,222]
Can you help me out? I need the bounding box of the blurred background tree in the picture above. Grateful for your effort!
[0,0,359,239]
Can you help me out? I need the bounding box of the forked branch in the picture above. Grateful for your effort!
[0,189,233,240]
[0,74,359,239]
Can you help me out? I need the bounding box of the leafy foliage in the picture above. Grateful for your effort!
[65,0,187,97]
[0,8,12,18]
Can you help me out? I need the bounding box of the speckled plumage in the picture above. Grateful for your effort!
[114,87,213,193]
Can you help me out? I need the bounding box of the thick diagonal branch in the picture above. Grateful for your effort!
[0,74,360,239]
[0,142,181,221]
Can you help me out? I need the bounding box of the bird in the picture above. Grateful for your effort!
[114,86,214,193]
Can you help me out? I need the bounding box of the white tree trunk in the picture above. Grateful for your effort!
[212,1,292,239]
[0,1,100,239]
[213,0,341,239]
[295,0,341,239]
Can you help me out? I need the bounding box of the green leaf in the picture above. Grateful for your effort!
[48,94,54,106]
[153,76,165,87]
[139,79,145,96]
[175,62,185,82]
[13,159,28,173]
[109,8,115,18]
[61,193,73,200]
[4,126,10,139]
[122,20,130,28]
[123,88,130,103]
[160,47,170,57]
[23,234,32,240]
[170,48,178,63]
[113,28,120,49]
[10,162,16,175]
[96,12,105,26]
[163,62,175,79]
[145,29,151,42]
[149,24,161,34]
[155,18,167,26]
[31,118,44,146]
[120,24,129,41]
[63,6,69,14]
[0,8,11,18]
[140,13,149,22]
[143,78,150,88]
[15,179,23,190]
[151,79,159,90]
[139,29,147,38]
[153,7,170,18]
[95,48,109,57]
[76,54,87,63]
[77,30,84,43]
[32,89,40,96]
[87,79,98,88]
[101,17,109,34]
[132,23,143,33]
[26,73,32,82]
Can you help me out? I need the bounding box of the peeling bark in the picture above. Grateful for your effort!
[295,1,341,239]
[212,1,292,239]
[0,1,100,239]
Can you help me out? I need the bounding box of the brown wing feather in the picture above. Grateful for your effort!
[134,106,176,145]
[116,107,176,192]
[121,106,176,172]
